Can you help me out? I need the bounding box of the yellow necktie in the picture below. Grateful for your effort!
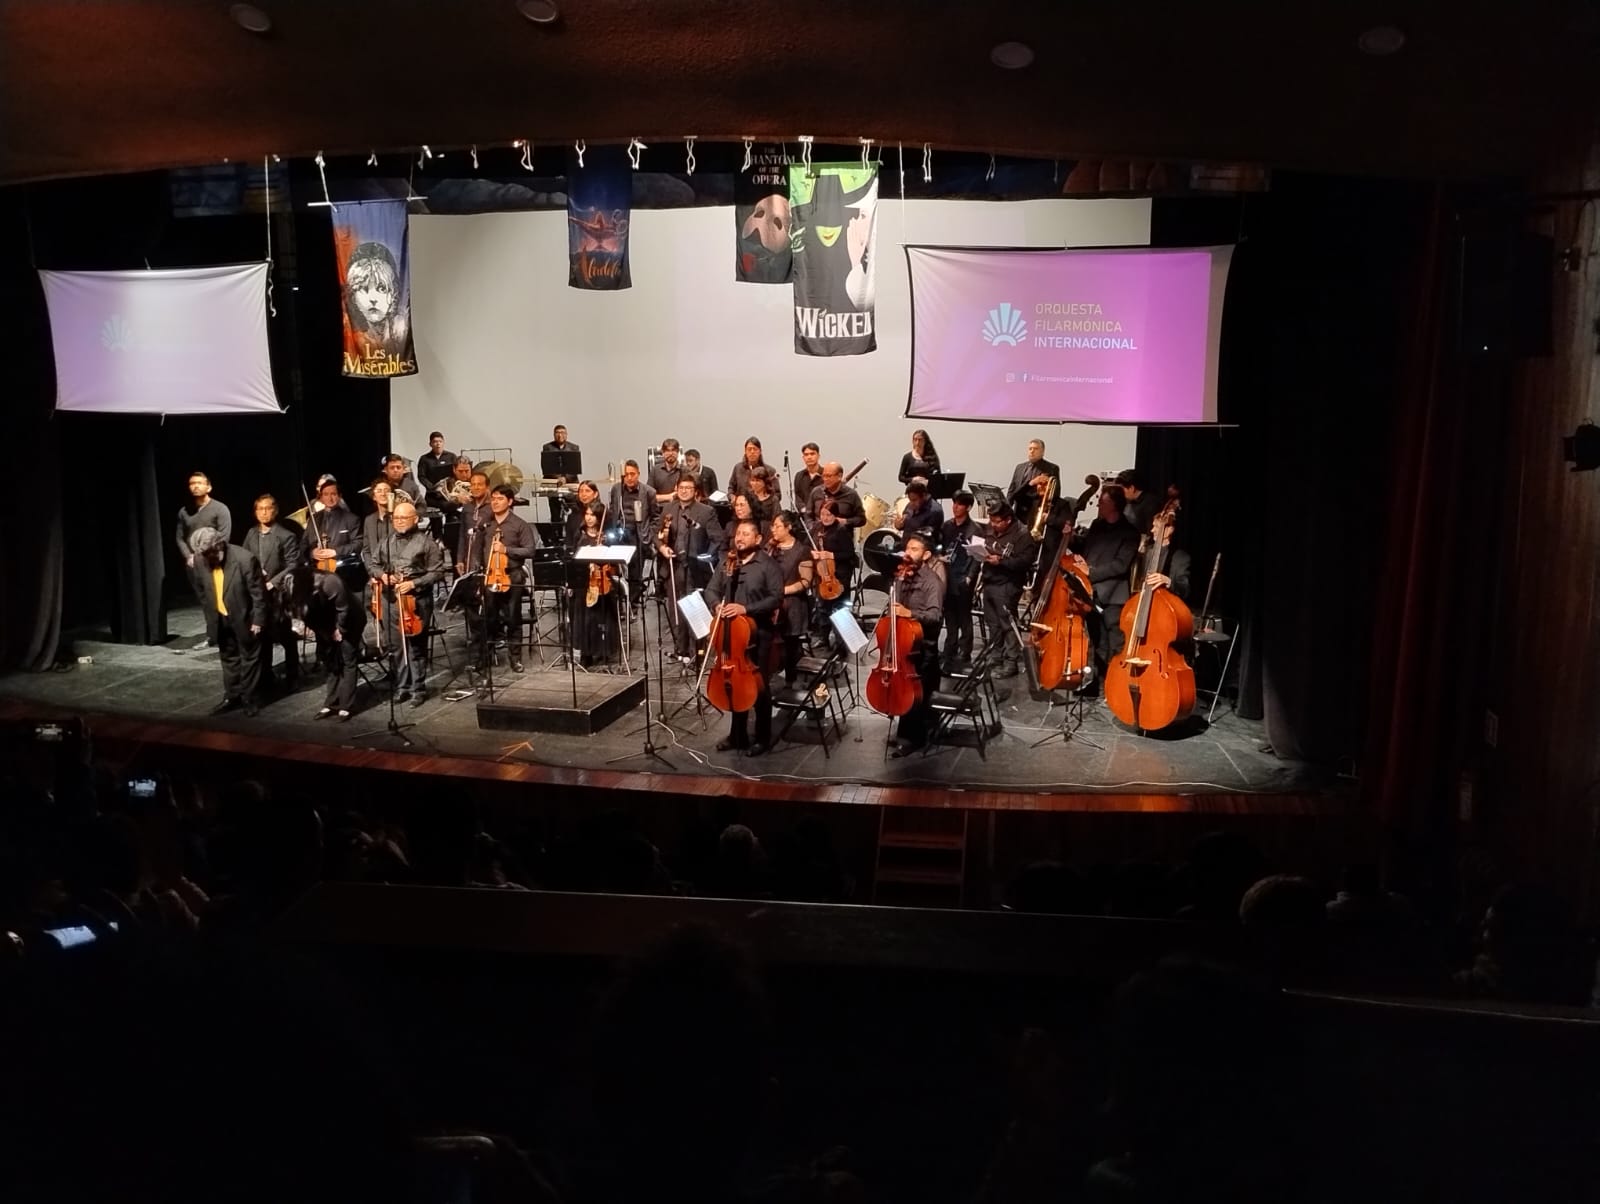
[212,566,228,617]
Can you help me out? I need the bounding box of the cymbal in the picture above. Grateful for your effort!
[475,460,526,492]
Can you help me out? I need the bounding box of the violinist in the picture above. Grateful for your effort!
[464,485,538,674]
[243,494,304,690]
[454,471,493,573]
[650,438,684,501]
[980,501,1035,679]
[806,460,866,606]
[563,480,603,552]
[361,501,447,706]
[609,460,656,605]
[898,429,941,487]
[308,477,365,594]
[768,510,814,685]
[1076,486,1141,694]
[792,442,824,510]
[939,489,981,670]
[571,501,622,667]
[889,531,946,757]
[702,518,783,757]
[657,474,724,662]
[304,567,364,722]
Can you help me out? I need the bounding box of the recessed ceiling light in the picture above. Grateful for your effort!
[990,41,1034,70]
[516,0,561,23]
[1357,25,1405,55]
[229,3,272,34]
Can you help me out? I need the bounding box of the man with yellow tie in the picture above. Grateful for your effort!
[189,527,267,716]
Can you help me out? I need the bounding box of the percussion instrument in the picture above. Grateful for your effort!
[862,528,905,576]
[860,492,890,535]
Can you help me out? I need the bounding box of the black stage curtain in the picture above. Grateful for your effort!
[1143,175,1434,764]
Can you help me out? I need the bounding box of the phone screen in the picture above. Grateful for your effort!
[127,778,157,798]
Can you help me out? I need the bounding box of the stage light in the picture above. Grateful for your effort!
[1563,422,1600,472]
[990,41,1034,69]
[229,3,272,34]
[1357,25,1405,55]
[516,0,561,24]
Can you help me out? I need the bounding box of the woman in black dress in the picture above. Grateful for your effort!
[769,510,814,685]
[898,428,940,486]
[570,501,621,667]
[746,466,781,536]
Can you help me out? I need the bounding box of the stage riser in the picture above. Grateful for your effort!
[476,676,646,735]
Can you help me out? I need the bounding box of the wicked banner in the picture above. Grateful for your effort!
[735,144,792,283]
[333,199,417,379]
[789,163,878,356]
[568,146,632,290]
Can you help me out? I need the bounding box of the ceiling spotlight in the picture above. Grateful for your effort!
[1357,25,1406,55]
[229,3,272,33]
[990,41,1034,69]
[515,0,561,23]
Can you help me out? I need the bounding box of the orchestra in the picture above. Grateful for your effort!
[171,427,1199,749]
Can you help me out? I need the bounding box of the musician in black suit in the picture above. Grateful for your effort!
[189,527,267,716]
[243,494,304,689]
[609,460,657,605]
[979,502,1036,679]
[455,471,494,573]
[889,532,947,757]
[939,490,981,669]
[380,453,427,508]
[702,519,783,757]
[683,449,718,500]
[308,477,365,596]
[462,485,538,673]
[1075,486,1142,692]
[542,425,581,524]
[304,569,364,720]
[1115,469,1162,537]
[362,501,449,705]
[541,424,580,469]
[805,461,866,607]
[656,474,725,660]
[1006,438,1062,533]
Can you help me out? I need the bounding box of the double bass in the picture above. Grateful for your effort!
[698,550,761,714]
[1028,475,1102,690]
[1104,490,1195,731]
[866,559,923,718]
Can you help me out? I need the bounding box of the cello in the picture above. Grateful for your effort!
[1028,475,1102,690]
[866,559,924,718]
[1104,490,1196,731]
[698,550,761,714]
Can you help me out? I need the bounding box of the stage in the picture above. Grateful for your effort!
[0,603,1344,811]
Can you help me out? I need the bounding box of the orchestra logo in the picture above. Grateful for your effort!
[982,303,1027,347]
[101,314,135,351]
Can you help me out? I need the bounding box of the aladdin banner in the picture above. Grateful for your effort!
[789,163,878,356]
[333,199,418,378]
[568,146,632,290]
[735,144,792,283]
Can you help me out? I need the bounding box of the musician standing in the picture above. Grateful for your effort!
[176,472,232,629]
[563,480,603,551]
[650,438,684,501]
[609,460,656,607]
[768,511,814,685]
[1005,440,1062,532]
[682,449,718,499]
[792,442,824,510]
[416,432,456,492]
[898,429,941,487]
[380,453,426,507]
[464,485,537,674]
[939,489,981,670]
[806,461,866,607]
[435,456,475,554]
[893,478,944,539]
[656,475,724,662]
[729,436,781,503]
[542,424,580,462]
[746,466,781,536]
[889,531,946,756]
[309,478,364,596]
[243,494,304,690]
[1115,469,1161,537]
[1077,486,1141,693]
[362,479,394,553]
[454,471,494,574]
[702,519,782,757]
[980,501,1035,679]
[305,568,364,721]
[362,501,448,706]
[188,527,265,716]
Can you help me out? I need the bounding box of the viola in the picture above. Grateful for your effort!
[700,551,761,714]
[485,529,512,593]
[866,559,924,718]
[1105,488,1195,731]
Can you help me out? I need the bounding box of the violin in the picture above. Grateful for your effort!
[586,559,615,607]
[1105,488,1195,731]
[302,484,337,573]
[1029,476,1101,691]
[699,550,760,714]
[485,528,512,593]
[866,558,924,718]
[396,571,423,637]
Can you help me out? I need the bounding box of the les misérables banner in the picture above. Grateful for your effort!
[568,146,632,290]
[735,144,792,283]
[789,163,878,356]
[333,199,418,379]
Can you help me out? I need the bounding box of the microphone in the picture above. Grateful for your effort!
[784,450,790,468]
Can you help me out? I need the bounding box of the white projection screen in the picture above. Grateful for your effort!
[39,263,280,415]
[906,246,1233,425]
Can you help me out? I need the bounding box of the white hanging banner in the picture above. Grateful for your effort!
[39,262,281,416]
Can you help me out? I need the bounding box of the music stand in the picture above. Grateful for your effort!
[437,571,484,695]
[541,448,582,482]
[967,482,1007,516]
[929,471,965,500]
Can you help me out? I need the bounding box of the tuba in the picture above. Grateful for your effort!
[1028,474,1057,541]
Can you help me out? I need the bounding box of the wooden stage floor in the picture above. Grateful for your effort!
[0,606,1348,816]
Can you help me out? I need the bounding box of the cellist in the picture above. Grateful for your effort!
[701,518,783,757]
[889,531,946,758]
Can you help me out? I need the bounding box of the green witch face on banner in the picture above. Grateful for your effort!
[789,164,879,357]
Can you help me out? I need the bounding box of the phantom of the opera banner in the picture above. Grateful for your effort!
[789,163,878,356]
[568,146,632,290]
[735,144,792,283]
[333,199,418,379]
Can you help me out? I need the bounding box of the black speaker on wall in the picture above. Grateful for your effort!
[1458,226,1552,358]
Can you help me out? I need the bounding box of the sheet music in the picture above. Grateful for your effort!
[575,544,636,564]
[965,536,990,555]
[829,607,871,656]
[677,590,712,639]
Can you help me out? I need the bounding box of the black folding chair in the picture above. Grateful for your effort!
[925,640,1003,760]
[772,647,848,757]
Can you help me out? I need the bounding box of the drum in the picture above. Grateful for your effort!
[860,492,889,535]
[862,528,904,575]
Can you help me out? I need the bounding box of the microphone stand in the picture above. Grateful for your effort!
[351,520,416,747]
[609,533,672,769]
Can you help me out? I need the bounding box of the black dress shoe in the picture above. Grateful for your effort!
[510,657,525,673]
[744,741,769,758]
[715,737,741,753]
[409,693,427,708]
[209,698,240,715]
[314,707,334,720]
[394,691,411,704]
[336,709,352,722]
[890,738,921,759]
